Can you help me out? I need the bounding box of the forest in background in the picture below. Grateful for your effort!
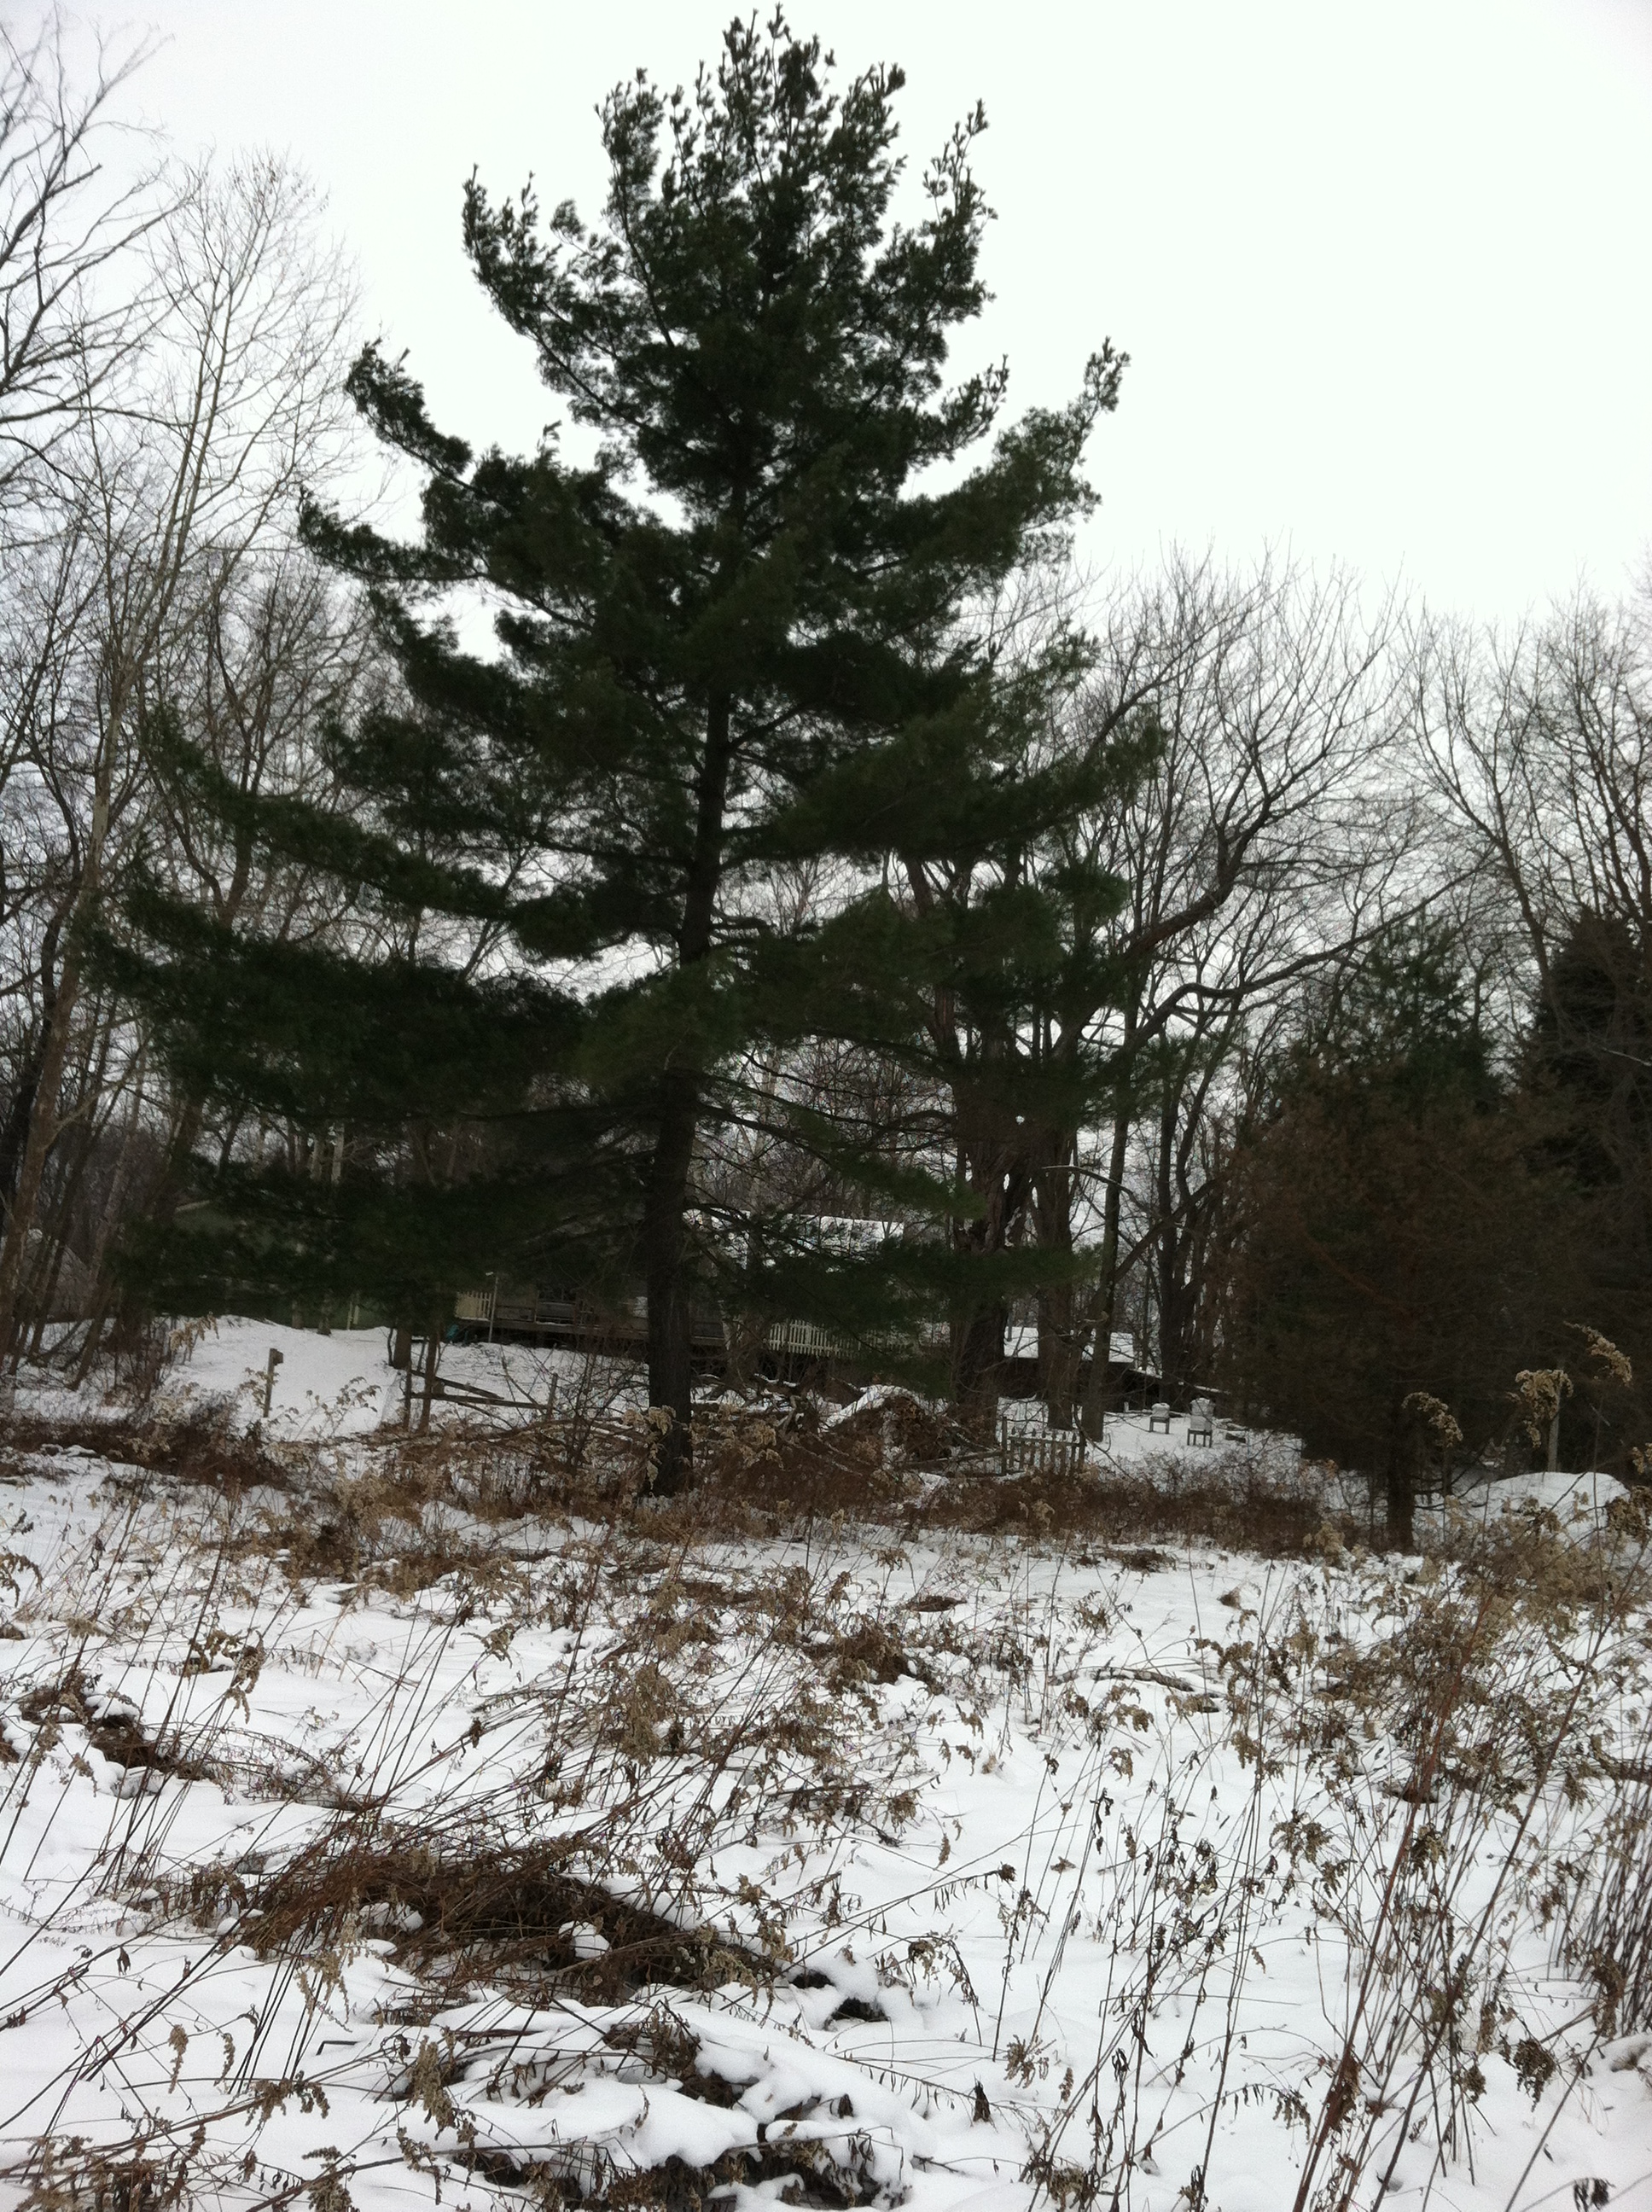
[0,13,1646,1534]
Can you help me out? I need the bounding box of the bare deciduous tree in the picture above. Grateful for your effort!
[0,11,164,501]
[1056,554,1413,1436]
[0,153,358,1364]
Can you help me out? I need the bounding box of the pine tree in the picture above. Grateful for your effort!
[787,735,1149,1428]
[1521,910,1652,1457]
[1216,920,1569,1543]
[108,864,595,1353]
[119,15,1126,1483]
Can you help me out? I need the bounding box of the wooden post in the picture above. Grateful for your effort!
[416,1321,440,1435]
[262,1346,283,1417]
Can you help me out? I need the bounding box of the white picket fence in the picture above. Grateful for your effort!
[998,1419,1088,1479]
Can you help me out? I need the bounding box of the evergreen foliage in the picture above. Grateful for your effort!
[112,15,1127,1481]
[1528,911,1652,1202]
[1521,910,1652,1454]
[1218,920,1570,1543]
[787,709,1154,1423]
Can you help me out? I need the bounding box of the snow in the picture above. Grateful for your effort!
[24,1318,646,1441]
[1453,1465,1631,1523]
[1,1328,1649,2210]
[1003,1324,1139,1366]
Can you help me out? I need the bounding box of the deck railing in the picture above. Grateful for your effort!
[762,1318,854,1361]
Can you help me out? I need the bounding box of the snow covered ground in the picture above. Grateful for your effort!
[1,1332,1649,2210]
[20,1318,644,1441]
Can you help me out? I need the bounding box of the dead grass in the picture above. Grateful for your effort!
[15,1672,212,1784]
[17,1388,1347,1571]
[2,1400,293,1496]
[235,1829,777,2002]
[922,1463,1337,1554]
[9,1387,1652,2211]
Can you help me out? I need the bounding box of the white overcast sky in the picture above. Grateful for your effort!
[67,0,1652,621]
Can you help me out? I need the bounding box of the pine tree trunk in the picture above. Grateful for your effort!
[1387,1452,1416,1551]
[641,691,733,1493]
[644,1067,697,1492]
[1038,1281,1081,1430]
[953,1302,1006,1439]
[945,1051,1031,1441]
[1385,1394,1416,1550]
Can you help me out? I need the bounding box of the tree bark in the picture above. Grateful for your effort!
[0,901,70,1209]
[72,1058,148,1388]
[1032,1136,1080,1428]
[946,1094,1027,1440]
[642,691,733,1493]
[0,939,84,1360]
[1075,985,1147,1444]
[24,1119,96,1355]
[1079,1098,1134,1441]
[1152,1081,1202,1405]
[1387,1423,1416,1551]
[0,657,131,1360]
[953,1301,1006,1438]
[644,1065,699,1490]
